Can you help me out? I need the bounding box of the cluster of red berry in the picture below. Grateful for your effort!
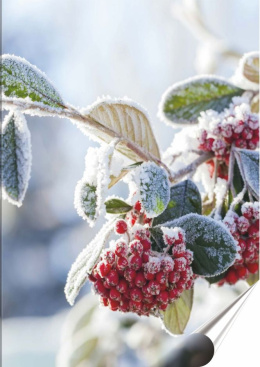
[220,202,259,285]
[88,202,194,316]
[197,103,259,180]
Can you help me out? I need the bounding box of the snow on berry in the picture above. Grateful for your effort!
[220,202,259,285]
[197,98,259,180]
[88,201,194,317]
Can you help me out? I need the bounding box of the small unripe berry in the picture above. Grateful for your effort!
[115,219,128,234]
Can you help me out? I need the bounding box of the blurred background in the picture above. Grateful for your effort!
[2,0,259,366]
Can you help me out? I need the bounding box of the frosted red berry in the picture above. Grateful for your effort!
[115,220,128,234]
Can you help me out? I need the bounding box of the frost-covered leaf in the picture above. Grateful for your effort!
[65,219,115,306]
[134,162,170,218]
[83,97,161,162]
[234,148,259,199]
[161,289,193,335]
[205,271,227,284]
[1,54,65,108]
[241,52,259,84]
[105,198,132,214]
[159,76,244,125]
[1,111,32,207]
[74,144,115,226]
[153,180,201,226]
[151,214,237,277]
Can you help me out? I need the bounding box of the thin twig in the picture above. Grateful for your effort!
[170,152,214,182]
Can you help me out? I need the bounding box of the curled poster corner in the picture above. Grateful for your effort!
[162,282,258,367]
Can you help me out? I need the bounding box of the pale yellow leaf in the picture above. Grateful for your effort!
[242,53,259,84]
[86,98,161,162]
[161,289,194,335]
[251,94,259,113]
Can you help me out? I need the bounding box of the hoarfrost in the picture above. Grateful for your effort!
[1,111,32,207]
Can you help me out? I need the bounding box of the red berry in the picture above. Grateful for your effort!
[169,288,180,301]
[241,127,253,140]
[141,239,151,251]
[248,225,259,240]
[102,250,116,265]
[130,287,143,302]
[94,280,108,296]
[174,257,187,272]
[124,268,136,282]
[116,256,128,271]
[158,291,169,304]
[109,299,120,311]
[237,216,250,234]
[246,262,259,274]
[161,256,174,272]
[134,201,142,212]
[226,269,238,284]
[115,220,128,234]
[106,270,119,286]
[147,280,160,295]
[156,271,168,285]
[119,299,129,312]
[130,240,143,255]
[235,139,247,149]
[97,262,112,278]
[168,271,180,283]
[238,238,247,253]
[100,297,109,307]
[129,255,142,270]
[144,271,155,280]
[110,288,121,301]
[135,272,146,288]
[115,240,128,257]
[88,274,97,282]
[159,303,168,311]
[236,266,249,279]
[206,160,215,178]
[129,300,142,312]
[142,251,150,263]
[116,279,128,293]
[143,295,154,304]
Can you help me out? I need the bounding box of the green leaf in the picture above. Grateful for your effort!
[135,162,170,218]
[1,54,65,108]
[1,111,31,207]
[159,76,244,125]
[153,180,201,226]
[234,148,259,199]
[151,213,237,277]
[161,289,194,335]
[105,198,133,214]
